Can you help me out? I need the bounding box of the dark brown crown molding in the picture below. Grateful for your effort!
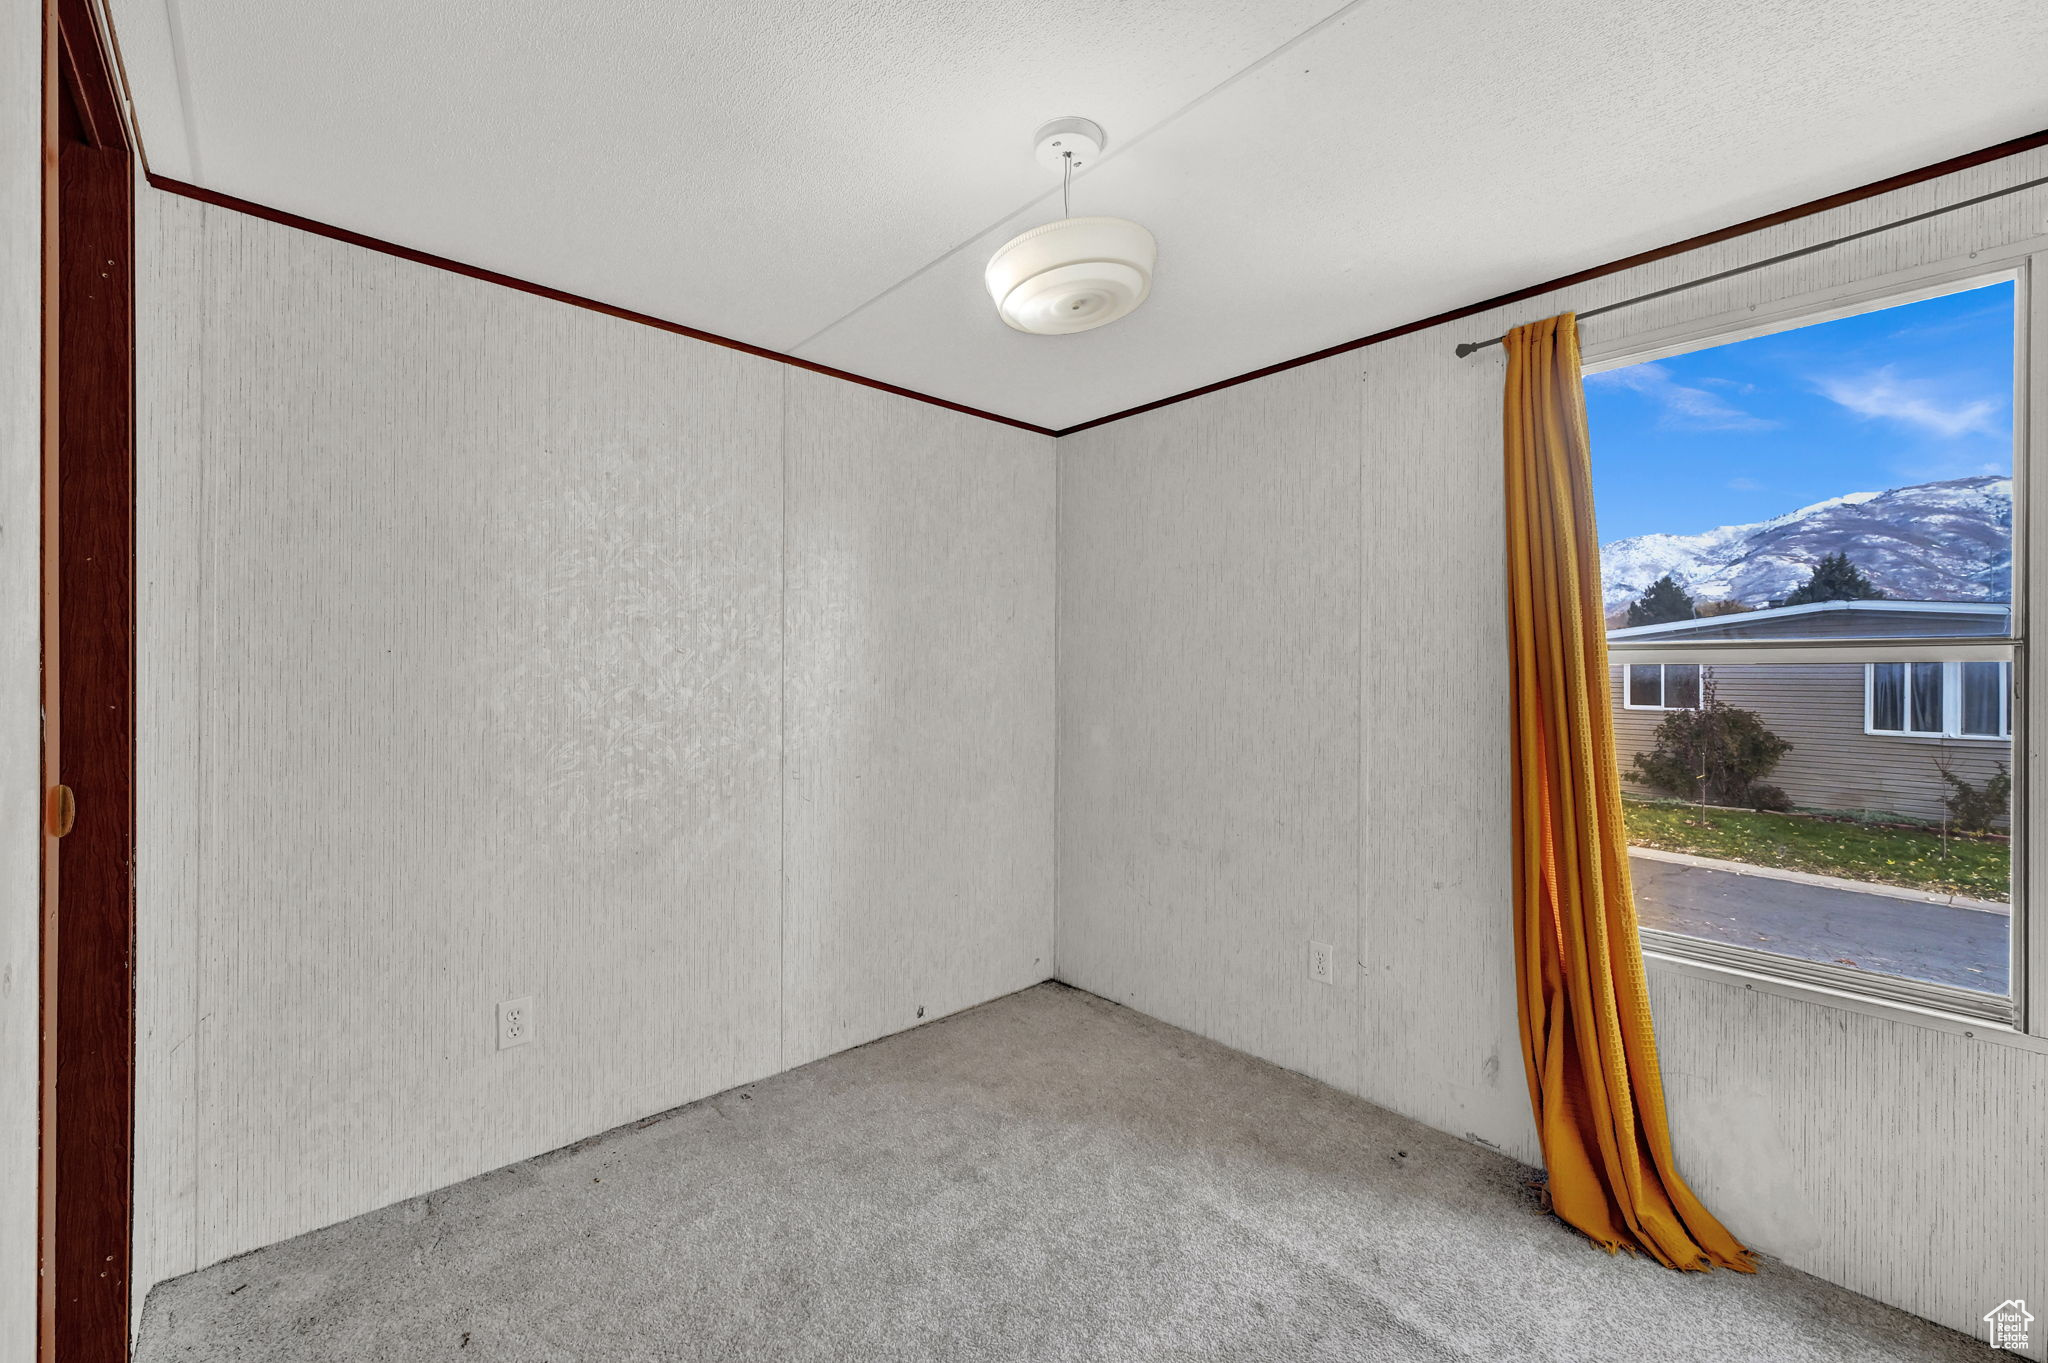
[1054,125,2048,436]
[151,125,2048,441]
[143,174,1062,438]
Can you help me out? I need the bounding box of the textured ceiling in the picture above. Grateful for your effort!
[108,0,2048,429]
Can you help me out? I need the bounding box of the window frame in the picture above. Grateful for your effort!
[1863,659,2012,740]
[1621,662,1703,711]
[1582,252,2035,1035]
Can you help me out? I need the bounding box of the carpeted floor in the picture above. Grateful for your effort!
[137,983,1979,1361]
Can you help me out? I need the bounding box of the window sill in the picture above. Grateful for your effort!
[1642,937,2048,1056]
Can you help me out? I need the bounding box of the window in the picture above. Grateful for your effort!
[1586,274,2020,1019]
[1623,663,1701,710]
[1866,661,2009,738]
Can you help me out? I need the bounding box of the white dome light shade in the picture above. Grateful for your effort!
[985,216,1156,335]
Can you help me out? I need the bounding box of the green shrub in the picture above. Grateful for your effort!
[1744,782,1793,813]
[1936,761,2010,834]
[1629,681,1792,810]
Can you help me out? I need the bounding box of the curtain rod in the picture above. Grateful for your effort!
[1453,172,2048,357]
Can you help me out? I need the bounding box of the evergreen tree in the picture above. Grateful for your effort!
[1625,574,1696,627]
[1783,552,1885,605]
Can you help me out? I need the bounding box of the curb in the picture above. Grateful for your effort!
[1627,845,2010,917]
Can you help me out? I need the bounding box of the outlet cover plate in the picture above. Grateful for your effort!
[1308,941,1335,985]
[497,996,535,1050]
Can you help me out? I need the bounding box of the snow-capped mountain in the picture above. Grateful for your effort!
[1599,475,2011,612]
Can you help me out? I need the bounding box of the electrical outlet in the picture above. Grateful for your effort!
[497,996,535,1050]
[1308,941,1335,985]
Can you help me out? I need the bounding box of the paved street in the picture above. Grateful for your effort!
[1629,853,2009,996]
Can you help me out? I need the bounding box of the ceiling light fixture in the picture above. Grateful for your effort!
[985,118,1156,336]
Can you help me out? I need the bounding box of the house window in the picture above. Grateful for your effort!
[1866,661,2009,739]
[1624,663,1701,710]
[1585,272,2020,1021]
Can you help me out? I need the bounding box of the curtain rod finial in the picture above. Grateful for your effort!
[1455,341,1484,358]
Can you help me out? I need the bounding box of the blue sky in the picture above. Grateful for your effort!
[1584,280,2014,542]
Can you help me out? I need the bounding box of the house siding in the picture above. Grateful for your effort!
[1610,661,2011,826]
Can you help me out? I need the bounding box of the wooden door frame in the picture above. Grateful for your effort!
[40,0,136,1358]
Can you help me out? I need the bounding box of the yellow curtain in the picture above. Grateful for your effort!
[1502,313,1754,1273]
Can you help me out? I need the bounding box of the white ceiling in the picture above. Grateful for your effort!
[108,0,2048,430]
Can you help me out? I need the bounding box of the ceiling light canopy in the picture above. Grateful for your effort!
[985,119,1156,336]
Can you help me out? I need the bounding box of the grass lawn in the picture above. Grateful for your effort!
[1622,798,2009,902]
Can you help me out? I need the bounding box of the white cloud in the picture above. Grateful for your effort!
[1586,362,1775,430]
[1885,300,2007,342]
[1726,477,1763,491]
[1813,365,2002,439]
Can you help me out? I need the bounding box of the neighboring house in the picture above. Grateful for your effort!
[1608,600,2011,825]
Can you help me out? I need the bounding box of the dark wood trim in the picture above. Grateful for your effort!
[148,127,2048,441]
[55,0,122,153]
[43,0,136,1359]
[1053,126,2048,436]
[142,175,1062,438]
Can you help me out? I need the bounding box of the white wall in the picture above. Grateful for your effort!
[0,0,40,1358]
[1057,360,1373,1095]
[783,373,1055,1068]
[132,188,1055,1307]
[1058,147,2048,1351]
